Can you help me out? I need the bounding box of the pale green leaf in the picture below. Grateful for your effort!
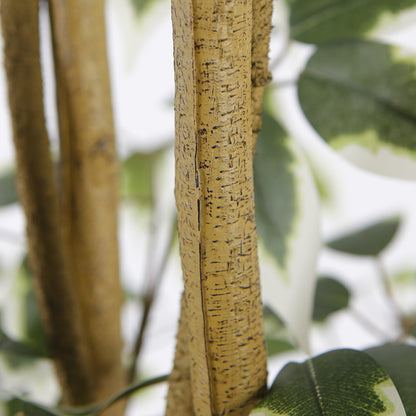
[251,349,406,415]
[0,170,18,206]
[298,40,416,180]
[121,149,164,208]
[326,216,401,256]
[263,306,295,356]
[255,112,320,352]
[366,343,416,416]
[288,0,416,44]
[313,276,350,322]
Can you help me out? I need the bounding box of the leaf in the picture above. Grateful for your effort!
[287,0,416,44]
[251,348,406,415]
[312,276,351,322]
[366,343,416,416]
[130,0,164,16]
[120,149,163,208]
[298,40,416,180]
[254,112,320,352]
[326,216,401,256]
[0,170,18,206]
[6,398,63,416]
[263,306,295,356]
[0,329,48,360]
[17,258,49,358]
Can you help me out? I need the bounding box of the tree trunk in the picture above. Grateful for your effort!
[48,0,126,408]
[0,0,94,405]
[168,0,272,414]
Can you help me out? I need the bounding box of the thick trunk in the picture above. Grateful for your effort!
[0,1,93,404]
[168,0,272,414]
[48,0,126,407]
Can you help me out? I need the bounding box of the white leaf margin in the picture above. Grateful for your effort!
[259,130,321,353]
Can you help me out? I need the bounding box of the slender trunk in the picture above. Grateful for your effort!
[0,1,93,404]
[48,0,126,406]
[251,0,273,150]
[168,0,272,414]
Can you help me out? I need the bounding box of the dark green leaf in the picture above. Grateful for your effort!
[0,329,48,360]
[252,349,406,415]
[254,113,296,270]
[0,170,18,206]
[6,398,63,416]
[298,40,416,180]
[326,216,401,256]
[17,258,49,358]
[121,150,164,208]
[312,276,350,322]
[288,0,416,44]
[366,343,416,416]
[263,306,295,356]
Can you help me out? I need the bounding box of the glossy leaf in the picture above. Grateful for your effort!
[288,0,416,44]
[299,40,416,180]
[313,276,351,322]
[251,349,406,415]
[366,343,416,416]
[254,112,320,352]
[263,306,295,356]
[0,170,18,206]
[326,216,401,256]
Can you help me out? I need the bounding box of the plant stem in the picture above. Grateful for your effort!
[48,0,126,406]
[0,1,93,404]
[128,216,177,382]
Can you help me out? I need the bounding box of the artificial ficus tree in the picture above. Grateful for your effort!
[167,0,272,415]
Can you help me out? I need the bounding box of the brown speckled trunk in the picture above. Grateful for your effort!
[167,0,273,415]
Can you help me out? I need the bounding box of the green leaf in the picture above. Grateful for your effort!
[288,0,416,44]
[366,343,416,416]
[251,348,406,415]
[254,111,320,351]
[121,149,163,208]
[0,170,18,206]
[298,40,416,180]
[255,113,296,270]
[263,306,295,356]
[326,216,401,256]
[0,329,48,360]
[17,258,49,358]
[6,398,63,416]
[130,0,164,16]
[312,276,351,322]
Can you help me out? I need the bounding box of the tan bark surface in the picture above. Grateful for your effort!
[170,0,269,414]
[0,1,94,404]
[251,0,273,151]
[48,0,126,406]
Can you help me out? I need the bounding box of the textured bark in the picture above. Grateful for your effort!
[166,294,194,416]
[0,1,93,404]
[251,0,273,151]
[48,0,126,407]
[169,0,269,414]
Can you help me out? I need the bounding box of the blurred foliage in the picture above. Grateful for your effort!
[0,169,18,206]
[312,276,350,322]
[288,0,416,44]
[326,216,401,256]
